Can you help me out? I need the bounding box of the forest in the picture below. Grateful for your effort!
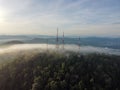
[0,52,120,90]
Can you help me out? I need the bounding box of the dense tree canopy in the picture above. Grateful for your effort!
[0,52,120,90]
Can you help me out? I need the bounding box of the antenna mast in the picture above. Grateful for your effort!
[56,28,59,50]
[78,36,80,52]
[63,32,64,50]
[47,39,48,51]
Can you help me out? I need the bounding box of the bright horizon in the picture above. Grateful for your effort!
[0,0,120,37]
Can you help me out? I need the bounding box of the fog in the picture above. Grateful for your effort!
[0,44,120,55]
[0,44,120,65]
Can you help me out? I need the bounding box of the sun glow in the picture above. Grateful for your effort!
[0,9,7,22]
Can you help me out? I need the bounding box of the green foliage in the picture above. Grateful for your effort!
[0,52,120,90]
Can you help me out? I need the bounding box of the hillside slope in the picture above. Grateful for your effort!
[0,52,120,90]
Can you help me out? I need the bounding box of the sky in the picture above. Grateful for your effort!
[0,0,120,37]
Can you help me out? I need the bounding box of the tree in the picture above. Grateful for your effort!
[31,76,43,90]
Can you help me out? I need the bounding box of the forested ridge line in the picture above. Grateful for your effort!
[0,52,120,90]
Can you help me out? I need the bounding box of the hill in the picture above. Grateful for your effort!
[0,35,120,49]
[0,52,120,90]
[3,40,24,45]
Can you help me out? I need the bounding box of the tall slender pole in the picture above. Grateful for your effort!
[57,28,58,44]
[78,36,80,53]
[56,28,59,50]
[63,32,64,50]
[47,39,48,51]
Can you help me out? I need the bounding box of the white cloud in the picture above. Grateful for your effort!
[0,0,120,36]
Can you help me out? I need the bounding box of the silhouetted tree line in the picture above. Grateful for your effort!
[0,52,120,90]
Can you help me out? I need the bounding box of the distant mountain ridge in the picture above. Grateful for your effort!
[3,40,24,45]
[0,35,120,49]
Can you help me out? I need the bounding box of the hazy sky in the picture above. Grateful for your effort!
[0,0,120,36]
